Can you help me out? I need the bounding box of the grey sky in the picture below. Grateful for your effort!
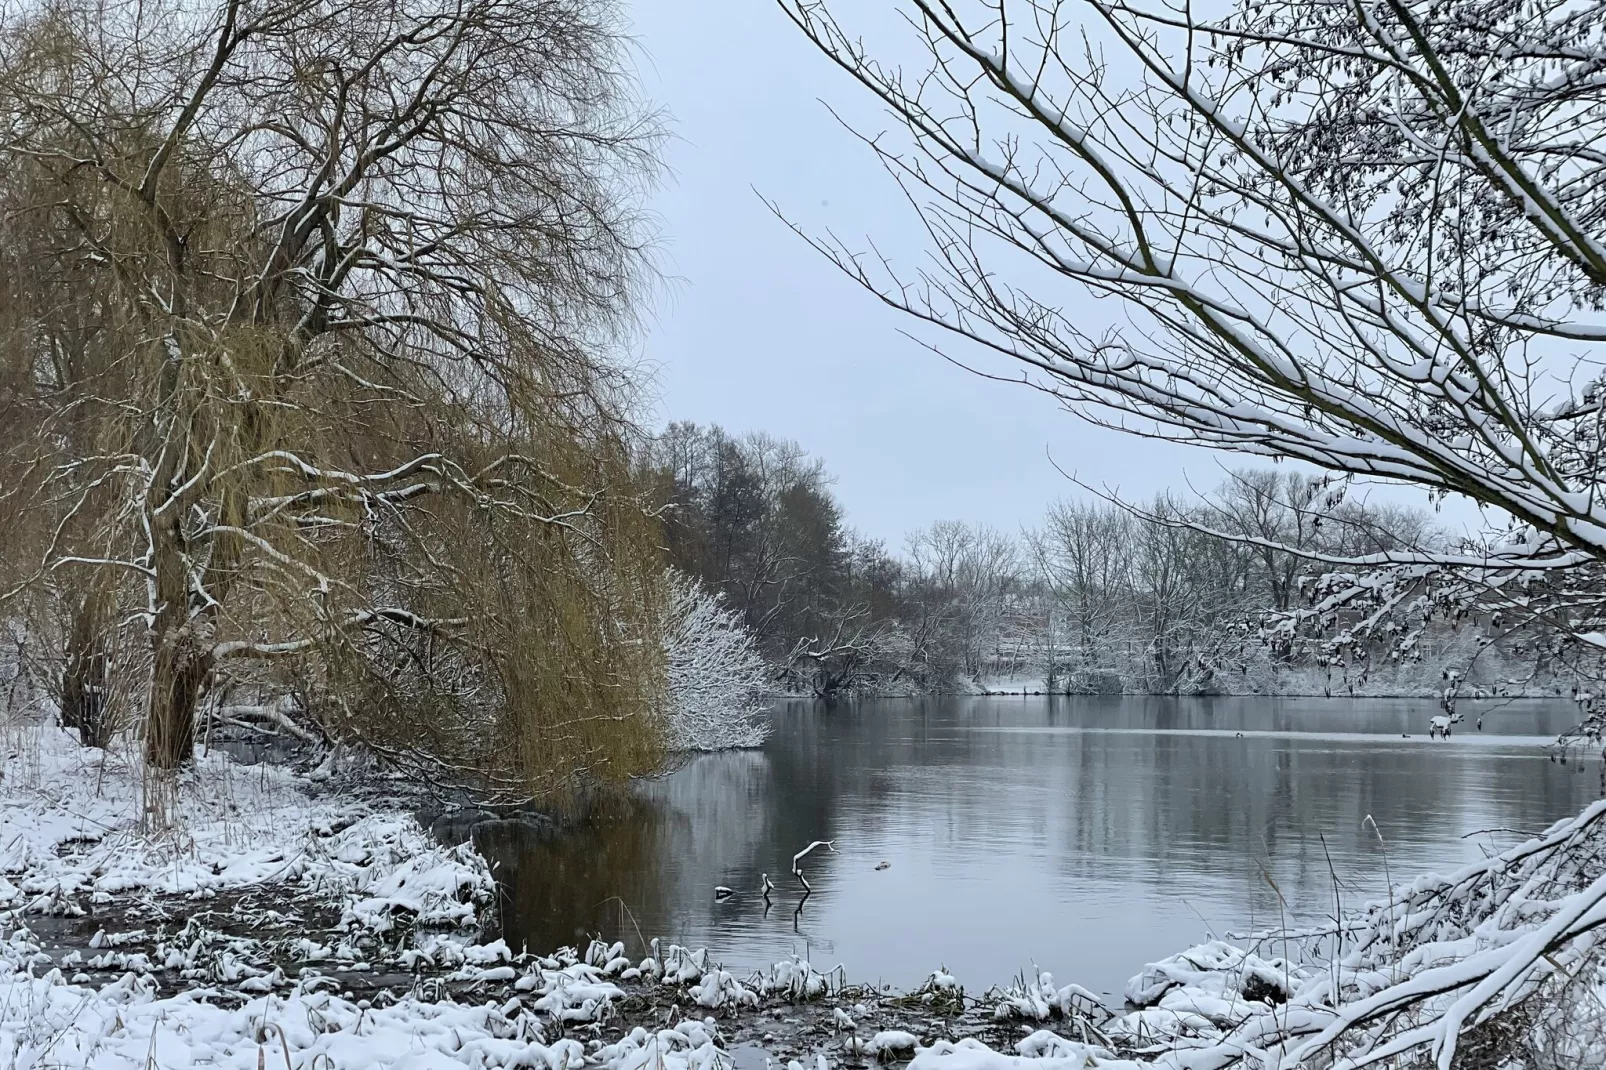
[624,3,1473,547]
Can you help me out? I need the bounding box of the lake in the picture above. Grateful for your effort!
[474,695,1598,998]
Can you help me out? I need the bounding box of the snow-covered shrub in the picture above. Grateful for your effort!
[759,956,832,1001]
[1517,949,1606,1070]
[660,571,771,750]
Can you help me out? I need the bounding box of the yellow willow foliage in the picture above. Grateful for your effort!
[0,0,670,789]
[300,425,671,800]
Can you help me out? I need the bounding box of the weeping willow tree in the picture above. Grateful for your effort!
[0,0,669,794]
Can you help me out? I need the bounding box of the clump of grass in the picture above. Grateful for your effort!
[890,968,965,1016]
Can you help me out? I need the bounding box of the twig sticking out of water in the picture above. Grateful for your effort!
[792,840,836,893]
[596,896,648,958]
[792,840,836,870]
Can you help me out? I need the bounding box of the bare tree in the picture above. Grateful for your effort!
[0,0,665,784]
[906,520,1021,680]
[1029,500,1135,687]
[783,0,1606,1059]
[1210,471,1326,612]
[780,0,1606,642]
[780,613,892,697]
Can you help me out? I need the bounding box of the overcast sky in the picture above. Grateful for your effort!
[622,3,1475,548]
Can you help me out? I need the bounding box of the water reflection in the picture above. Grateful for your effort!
[477,696,1599,995]
[472,794,671,955]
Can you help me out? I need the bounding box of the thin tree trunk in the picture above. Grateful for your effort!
[60,588,111,748]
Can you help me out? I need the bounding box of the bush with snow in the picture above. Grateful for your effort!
[660,571,772,751]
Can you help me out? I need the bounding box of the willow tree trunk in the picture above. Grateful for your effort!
[60,588,111,748]
[144,489,210,769]
[146,638,208,768]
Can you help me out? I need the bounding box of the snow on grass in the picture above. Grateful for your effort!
[1121,941,1296,1009]
[0,944,734,1070]
[760,957,833,1001]
[0,931,880,1070]
[991,971,1111,1024]
[0,725,491,930]
[911,1036,1117,1070]
[689,968,760,1010]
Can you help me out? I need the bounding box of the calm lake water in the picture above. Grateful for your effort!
[475,695,1598,997]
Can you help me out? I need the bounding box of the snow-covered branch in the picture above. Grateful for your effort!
[661,571,772,751]
[781,0,1606,562]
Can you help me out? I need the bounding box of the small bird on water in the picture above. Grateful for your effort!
[714,886,733,901]
[875,861,890,871]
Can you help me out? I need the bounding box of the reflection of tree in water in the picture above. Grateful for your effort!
[472,751,782,958]
[768,695,1596,926]
[471,696,1595,975]
[474,791,669,958]
[643,749,777,916]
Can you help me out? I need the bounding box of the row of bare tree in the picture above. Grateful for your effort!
[773,0,1606,722]
[638,423,1478,696]
[898,479,1486,696]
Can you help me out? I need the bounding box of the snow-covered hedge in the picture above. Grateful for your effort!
[661,571,771,751]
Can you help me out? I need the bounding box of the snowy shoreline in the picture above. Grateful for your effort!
[772,676,1582,702]
[3,726,1602,1068]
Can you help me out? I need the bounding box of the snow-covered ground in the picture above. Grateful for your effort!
[0,932,739,1070]
[971,665,1572,699]
[3,724,1602,1068]
[0,725,489,927]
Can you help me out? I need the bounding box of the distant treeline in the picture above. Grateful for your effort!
[640,422,1530,698]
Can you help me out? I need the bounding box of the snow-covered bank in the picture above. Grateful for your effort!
[0,932,749,1070]
[0,725,490,928]
[966,668,1574,700]
[3,724,1603,1068]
